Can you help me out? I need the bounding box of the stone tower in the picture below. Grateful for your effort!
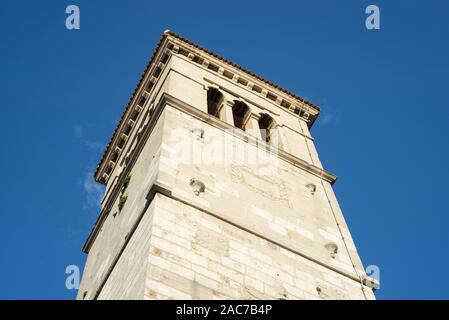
[77,31,377,300]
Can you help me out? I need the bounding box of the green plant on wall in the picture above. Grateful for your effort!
[123,175,131,190]
[118,195,128,212]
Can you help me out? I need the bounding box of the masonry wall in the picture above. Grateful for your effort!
[145,193,374,300]
[97,199,156,300]
[79,44,374,299]
[79,103,375,299]
[157,105,369,281]
[77,110,166,299]
[163,54,322,168]
[97,50,322,214]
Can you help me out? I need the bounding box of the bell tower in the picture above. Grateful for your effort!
[77,30,377,300]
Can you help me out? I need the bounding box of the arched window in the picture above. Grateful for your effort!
[207,87,223,117]
[258,113,275,143]
[232,100,250,130]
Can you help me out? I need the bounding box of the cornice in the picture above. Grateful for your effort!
[84,93,336,254]
[161,93,336,184]
[91,188,365,299]
[94,30,321,184]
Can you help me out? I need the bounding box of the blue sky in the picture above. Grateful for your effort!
[0,0,448,300]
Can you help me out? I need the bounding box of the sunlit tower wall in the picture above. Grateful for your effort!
[77,31,377,300]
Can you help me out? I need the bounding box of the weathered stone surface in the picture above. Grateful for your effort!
[77,32,375,300]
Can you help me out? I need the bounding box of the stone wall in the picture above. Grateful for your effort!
[157,105,368,282]
[97,199,156,300]
[145,193,374,300]
[78,43,374,300]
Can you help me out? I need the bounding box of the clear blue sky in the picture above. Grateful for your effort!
[0,0,448,300]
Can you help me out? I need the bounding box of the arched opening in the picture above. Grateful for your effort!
[258,113,275,143]
[207,87,223,117]
[232,100,250,130]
